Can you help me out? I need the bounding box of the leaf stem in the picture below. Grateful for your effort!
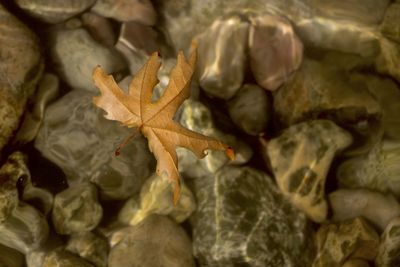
[115,127,141,156]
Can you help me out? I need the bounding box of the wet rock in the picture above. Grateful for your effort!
[109,215,195,267]
[380,2,400,44]
[92,0,156,25]
[82,12,116,47]
[227,84,270,135]
[118,174,196,225]
[266,120,352,222]
[66,232,109,267]
[177,99,252,179]
[14,0,96,24]
[50,27,125,91]
[249,14,303,91]
[0,243,25,267]
[375,38,400,83]
[337,139,400,198]
[196,16,249,99]
[190,166,313,267]
[329,189,400,231]
[376,216,400,267]
[35,90,154,199]
[313,217,379,267]
[52,183,102,235]
[42,248,94,267]
[14,73,59,146]
[273,59,381,154]
[0,3,43,155]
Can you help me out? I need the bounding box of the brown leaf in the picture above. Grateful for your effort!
[93,46,233,203]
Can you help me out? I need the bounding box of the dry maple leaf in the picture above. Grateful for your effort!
[92,47,234,203]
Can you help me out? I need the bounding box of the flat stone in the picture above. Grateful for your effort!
[375,38,400,83]
[266,120,352,222]
[35,90,154,200]
[380,2,400,44]
[109,215,195,267]
[227,84,271,135]
[52,183,102,235]
[0,243,25,267]
[313,217,379,267]
[190,166,314,267]
[342,259,370,267]
[42,249,94,267]
[376,216,400,267]
[81,12,116,47]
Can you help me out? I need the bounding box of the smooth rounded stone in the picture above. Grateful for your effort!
[14,73,59,146]
[0,244,25,267]
[266,120,352,223]
[177,99,253,179]
[0,4,43,155]
[351,74,400,140]
[337,139,400,198]
[118,174,196,225]
[14,0,96,24]
[115,21,158,75]
[42,248,94,267]
[190,166,314,267]
[313,217,379,267]
[35,90,154,199]
[0,203,49,254]
[329,189,400,231]
[249,14,303,91]
[376,217,400,267]
[227,84,270,135]
[342,259,370,267]
[66,232,109,267]
[380,2,400,44]
[50,27,125,91]
[91,0,156,25]
[375,38,400,83]
[81,12,116,47]
[196,16,249,99]
[52,183,103,235]
[108,215,195,267]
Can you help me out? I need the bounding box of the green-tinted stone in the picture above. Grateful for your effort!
[381,3,400,43]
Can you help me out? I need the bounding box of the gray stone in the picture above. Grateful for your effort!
[227,84,270,135]
[92,0,156,25]
[196,16,249,99]
[14,0,96,24]
[42,248,94,267]
[108,215,195,267]
[0,244,25,267]
[380,2,400,44]
[376,217,400,267]
[0,3,43,155]
[177,99,252,179]
[249,14,303,91]
[313,217,379,267]
[267,120,352,222]
[50,27,125,91]
[190,166,314,267]
[118,174,196,225]
[66,232,109,267]
[337,139,400,198]
[329,189,400,231]
[35,90,154,200]
[52,183,102,235]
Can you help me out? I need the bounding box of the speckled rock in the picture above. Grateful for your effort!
[190,166,314,267]
[66,232,109,267]
[0,3,43,155]
[380,2,400,44]
[50,27,125,91]
[329,189,400,231]
[109,215,195,267]
[52,183,102,235]
[14,0,96,24]
[249,14,303,91]
[0,243,25,267]
[313,217,379,267]
[92,0,156,25]
[376,216,400,267]
[196,16,249,99]
[227,84,270,135]
[177,99,252,179]
[118,174,196,225]
[337,139,400,198]
[266,120,352,222]
[42,248,94,267]
[35,90,154,199]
